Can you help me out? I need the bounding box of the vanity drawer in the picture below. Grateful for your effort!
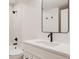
[23,50,41,59]
[23,51,33,59]
[33,56,41,59]
[24,43,69,59]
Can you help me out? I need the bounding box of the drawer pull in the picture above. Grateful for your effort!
[26,58,28,59]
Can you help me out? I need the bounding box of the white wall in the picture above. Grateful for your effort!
[9,4,23,45]
[9,0,69,45]
[43,0,68,10]
[13,0,42,41]
[9,5,14,45]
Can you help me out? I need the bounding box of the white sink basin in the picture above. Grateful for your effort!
[23,39,70,57]
[36,41,59,47]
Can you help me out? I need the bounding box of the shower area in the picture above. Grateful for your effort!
[9,0,42,52]
[9,0,42,47]
[9,3,22,47]
[9,0,24,59]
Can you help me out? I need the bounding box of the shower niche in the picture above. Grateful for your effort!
[42,0,69,33]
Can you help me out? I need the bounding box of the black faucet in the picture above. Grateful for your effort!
[13,37,18,49]
[13,43,17,49]
[48,33,53,42]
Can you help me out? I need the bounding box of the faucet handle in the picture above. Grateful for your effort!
[13,43,17,45]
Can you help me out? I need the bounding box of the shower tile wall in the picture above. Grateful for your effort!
[9,6,15,45]
[9,5,22,46]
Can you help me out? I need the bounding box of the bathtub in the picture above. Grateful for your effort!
[9,45,23,59]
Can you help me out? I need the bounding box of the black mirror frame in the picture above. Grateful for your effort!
[41,0,70,33]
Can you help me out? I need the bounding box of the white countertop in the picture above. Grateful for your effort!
[23,39,70,57]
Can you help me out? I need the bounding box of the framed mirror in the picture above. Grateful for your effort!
[42,0,69,33]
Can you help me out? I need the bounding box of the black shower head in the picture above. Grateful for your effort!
[12,10,17,14]
[14,37,18,41]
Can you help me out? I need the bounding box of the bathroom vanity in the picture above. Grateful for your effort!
[23,39,69,59]
[9,0,70,59]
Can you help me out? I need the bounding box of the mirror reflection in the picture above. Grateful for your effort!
[42,0,69,33]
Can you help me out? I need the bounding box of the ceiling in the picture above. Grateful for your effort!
[43,0,68,10]
[9,0,68,10]
[9,0,31,6]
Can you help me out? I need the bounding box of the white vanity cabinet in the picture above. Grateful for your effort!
[23,51,33,59]
[23,51,41,59]
[23,48,41,59]
[33,56,41,59]
[23,43,69,59]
